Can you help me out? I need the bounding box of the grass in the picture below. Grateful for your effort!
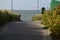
[32,14,43,21]
[32,5,60,40]
[0,10,21,26]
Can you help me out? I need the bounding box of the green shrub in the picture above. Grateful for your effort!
[42,6,60,40]
[0,10,21,26]
[32,14,43,21]
[32,4,60,40]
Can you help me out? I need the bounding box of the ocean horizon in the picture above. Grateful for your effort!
[13,10,41,21]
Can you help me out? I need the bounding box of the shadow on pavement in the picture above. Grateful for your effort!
[0,21,50,40]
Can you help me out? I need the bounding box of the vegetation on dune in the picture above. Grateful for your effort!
[42,5,60,40]
[32,5,60,40]
[32,7,45,21]
[0,10,21,26]
[32,14,43,21]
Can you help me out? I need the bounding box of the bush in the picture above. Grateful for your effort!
[32,14,43,21]
[42,5,60,40]
[32,4,60,40]
[0,10,21,26]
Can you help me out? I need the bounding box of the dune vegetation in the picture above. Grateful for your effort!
[32,5,60,40]
[32,14,43,21]
[0,10,21,26]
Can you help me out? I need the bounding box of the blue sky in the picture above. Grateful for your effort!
[0,0,53,10]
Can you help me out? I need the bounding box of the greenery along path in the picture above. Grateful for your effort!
[0,21,50,40]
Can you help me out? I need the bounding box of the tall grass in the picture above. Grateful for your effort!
[32,14,43,21]
[32,5,60,40]
[0,10,21,26]
[42,5,60,40]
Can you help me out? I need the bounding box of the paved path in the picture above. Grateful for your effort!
[0,21,51,40]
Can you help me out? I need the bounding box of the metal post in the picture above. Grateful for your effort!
[37,0,39,10]
[37,0,39,13]
[11,0,13,11]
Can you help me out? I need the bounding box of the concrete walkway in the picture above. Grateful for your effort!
[0,21,51,40]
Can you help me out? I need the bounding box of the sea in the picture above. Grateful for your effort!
[13,10,41,21]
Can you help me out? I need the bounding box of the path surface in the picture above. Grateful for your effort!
[0,21,51,40]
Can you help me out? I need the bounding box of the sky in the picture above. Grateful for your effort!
[0,0,55,10]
